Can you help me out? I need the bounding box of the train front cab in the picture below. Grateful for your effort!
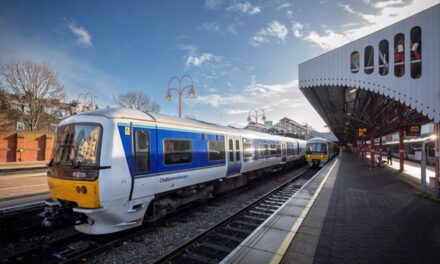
[306,141,329,167]
[44,116,144,234]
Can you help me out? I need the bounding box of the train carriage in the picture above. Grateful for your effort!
[43,108,306,234]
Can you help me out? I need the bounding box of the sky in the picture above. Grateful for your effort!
[0,0,438,131]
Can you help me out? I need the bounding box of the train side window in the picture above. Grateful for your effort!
[243,143,253,158]
[236,140,240,161]
[229,139,234,161]
[135,130,150,173]
[260,143,269,156]
[364,46,374,74]
[208,141,225,161]
[410,26,422,79]
[394,33,405,77]
[350,51,359,73]
[164,139,192,165]
[379,39,389,75]
[276,144,281,155]
[270,144,277,155]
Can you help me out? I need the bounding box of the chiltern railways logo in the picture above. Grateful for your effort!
[159,175,189,183]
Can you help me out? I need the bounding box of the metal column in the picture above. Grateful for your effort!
[435,123,440,199]
[399,105,404,172]
[370,127,375,169]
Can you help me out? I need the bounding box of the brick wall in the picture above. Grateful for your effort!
[0,131,55,162]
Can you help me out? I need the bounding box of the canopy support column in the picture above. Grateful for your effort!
[399,105,404,172]
[370,127,375,169]
[435,123,440,199]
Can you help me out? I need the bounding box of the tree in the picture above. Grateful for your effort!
[114,91,160,113]
[0,59,66,131]
[0,86,10,109]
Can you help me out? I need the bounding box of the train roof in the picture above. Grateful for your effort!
[307,137,336,143]
[76,107,304,142]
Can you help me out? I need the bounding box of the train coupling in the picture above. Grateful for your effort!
[40,199,80,227]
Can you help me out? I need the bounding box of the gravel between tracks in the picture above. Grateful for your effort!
[87,166,310,264]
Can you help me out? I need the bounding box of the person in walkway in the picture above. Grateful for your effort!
[386,148,393,165]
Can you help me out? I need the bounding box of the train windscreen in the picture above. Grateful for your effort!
[307,143,327,154]
[50,124,102,167]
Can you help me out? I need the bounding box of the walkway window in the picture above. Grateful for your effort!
[378,40,389,75]
[394,33,405,77]
[410,26,422,79]
[350,51,359,73]
[364,46,374,74]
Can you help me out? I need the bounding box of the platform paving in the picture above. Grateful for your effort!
[282,152,440,264]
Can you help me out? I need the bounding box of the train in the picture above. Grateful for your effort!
[42,108,307,235]
[305,137,339,167]
[376,137,436,166]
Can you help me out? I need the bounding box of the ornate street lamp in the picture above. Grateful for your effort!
[166,74,196,118]
[247,108,266,131]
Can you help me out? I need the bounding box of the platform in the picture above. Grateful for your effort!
[0,172,49,212]
[223,151,440,264]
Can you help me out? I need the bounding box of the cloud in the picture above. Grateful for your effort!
[250,20,288,46]
[292,22,303,38]
[199,21,221,32]
[227,109,250,115]
[194,94,249,107]
[373,0,404,9]
[304,30,350,50]
[68,22,92,47]
[299,0,438,50]
[205,0,223,9]
[185,53,222,67]
[227,1,261,16]
[277,3,292,10]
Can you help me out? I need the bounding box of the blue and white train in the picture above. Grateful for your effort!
[43,108,306,234]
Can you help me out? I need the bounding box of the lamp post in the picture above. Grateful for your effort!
[166,75,196,118]
[247,108,266,131]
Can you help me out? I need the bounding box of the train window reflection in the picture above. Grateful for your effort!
[208,141,225,161]
[307,143,327,153]
[243,143,253,158]
[164,139,192,165]
[135,131,150,173]
[410,26,422,79]
[364,46,374,74]
[350,51,359,73]
[379,40,389,75]
[236,140,240,161]
[394,33,405,77]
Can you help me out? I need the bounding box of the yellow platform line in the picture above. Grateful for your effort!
[270,157,339,264]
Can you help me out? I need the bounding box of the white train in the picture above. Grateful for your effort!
[43,108,306,234]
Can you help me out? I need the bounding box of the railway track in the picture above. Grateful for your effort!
[1,166,315,264]
[152,167,319,264]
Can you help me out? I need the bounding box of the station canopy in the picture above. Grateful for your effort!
[299,5,440,143]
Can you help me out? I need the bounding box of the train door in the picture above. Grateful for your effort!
[130,125,157,200]
[227,135,242,176]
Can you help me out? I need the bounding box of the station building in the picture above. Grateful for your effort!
[299,5,440,196]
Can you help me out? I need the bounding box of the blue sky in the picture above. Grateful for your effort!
[0,0,437,131]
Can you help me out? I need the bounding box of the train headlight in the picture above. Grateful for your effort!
[81,186,88,194]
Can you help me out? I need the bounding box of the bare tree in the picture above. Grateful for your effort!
[0,86,10,109]
[114,91,160,113]
[0,59,66,131]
